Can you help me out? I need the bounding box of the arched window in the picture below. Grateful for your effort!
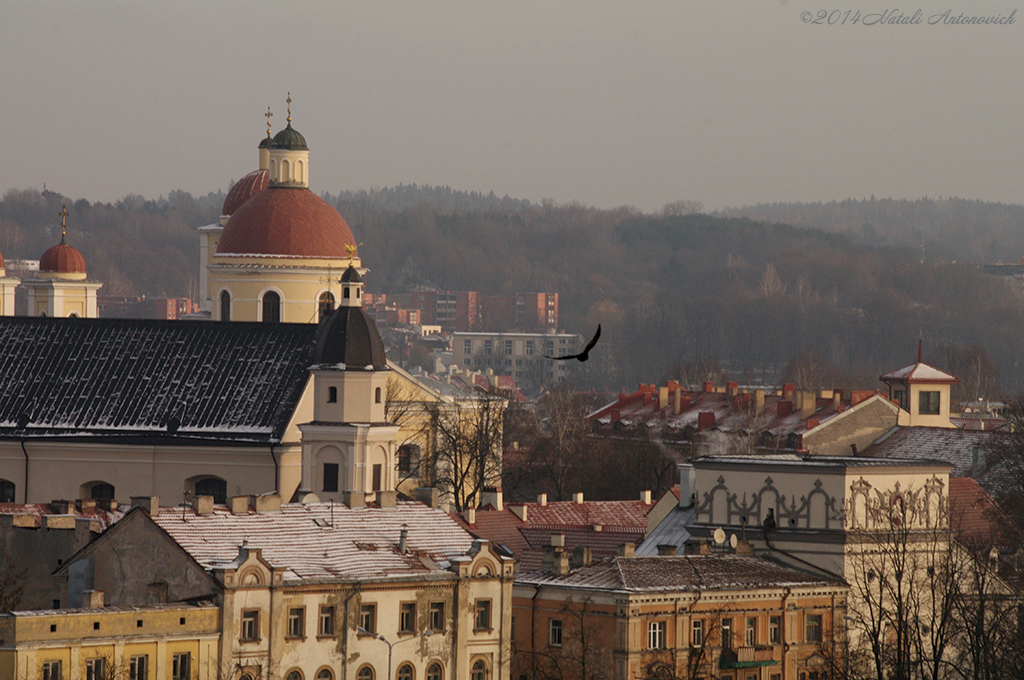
[220,290,231,321]
[195,477,227,504]
[426,664,442,680]
[0,479,15,503]
[262,291,281,323]
[91,483,115,500]
[296,160,305,184]
[282,160,291,183]
[317,670,335,680]
[328,386,338,403]
[319,292,335,321]
[397,664,414,680]
[357,667,374,680]
[375,387,382,404]
[286,672,303,680]
[269,159,277,181]
[471,661,487,680]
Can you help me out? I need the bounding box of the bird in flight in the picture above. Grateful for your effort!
[545,325,601,362]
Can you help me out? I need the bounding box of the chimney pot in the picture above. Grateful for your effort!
[130,496,160,515]
[466,508,476,525]
[657,544,678,556]
[574,492,584,504]
[640,490,652,504]
[618,543,635,557]
[537,493,548,506]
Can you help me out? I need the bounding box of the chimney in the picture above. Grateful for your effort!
[833,392,841,411]
[657,544,678,556]
[783,383,795,400]
[192,495,214,516]
[399,529,408,554]
[510,505,528,522]
[76,499,97,513]
[550,534,565,548]
[800,391,816,419]
[698,412,716,430]
[378,490,398,508]
[703,381,714,393]
[674,389,682,415]
[618,543,635,557]
[851,390,872,407]
[659,386,669,411]
[726,382,739,397]
[230,495,249,515]
[466,508,476,525]
[130,496,160,515]
[571,545,593,568]
[574,492,584,504]
[50,500,72,515]
[537,493,548,506]
[83,590,105,608]
[754,389,765,416]
[415,487,439,509]
[344,491,365,509]
[255,493,282,513]
[778,401,793,417]
[678,463,696,508]
[640,490,652,504]
[480,487,504,511]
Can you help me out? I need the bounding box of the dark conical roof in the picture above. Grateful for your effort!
[312,306,387,369]
[271,123,308,151]
[341,266,361,283]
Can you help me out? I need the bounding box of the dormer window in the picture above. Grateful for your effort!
[919,391,941,415]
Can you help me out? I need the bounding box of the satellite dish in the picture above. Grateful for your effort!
[713,527,726,545]
[730,534,738,549]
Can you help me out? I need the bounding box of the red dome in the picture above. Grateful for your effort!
[217,188,357,258]
[222,169,269,216]
[40,243,87,273]
[0,250,5,269]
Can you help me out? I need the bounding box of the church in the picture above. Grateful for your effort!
[0,100,412,507]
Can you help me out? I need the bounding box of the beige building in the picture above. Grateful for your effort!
[0,251,17,316]
[19,207,101,319]
[452,331,580,393]
[879,345,958,429]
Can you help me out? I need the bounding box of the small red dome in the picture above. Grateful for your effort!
[217,188,357,258]
[222,169,269,216]
[40,243,87,273]
[0,250,5,269]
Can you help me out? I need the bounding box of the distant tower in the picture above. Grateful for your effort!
[0,248,17,316]
[21,206,102,317]
[879,341,958,428]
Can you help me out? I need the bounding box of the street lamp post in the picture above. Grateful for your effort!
[357,628,433,680]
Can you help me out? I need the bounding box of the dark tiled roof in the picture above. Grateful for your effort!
[312,306,387,369]
[864,426,1005,478]
[0,317,317,442]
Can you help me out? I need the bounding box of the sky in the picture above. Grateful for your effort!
[2,1,1022,213]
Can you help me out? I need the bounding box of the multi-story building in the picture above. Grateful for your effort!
[452,331,580,393]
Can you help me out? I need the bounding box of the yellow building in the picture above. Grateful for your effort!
[0,250,17,316]
[879,343,958,428]
[0,602,220,680]
[19,206,101,318]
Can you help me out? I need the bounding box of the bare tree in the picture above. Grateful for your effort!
[425,394,505,512]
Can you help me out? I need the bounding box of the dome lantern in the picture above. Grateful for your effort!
[267,93,310,188]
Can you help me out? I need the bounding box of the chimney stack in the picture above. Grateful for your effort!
[537,493,548,506]
[679,464,696,508]
[192,495,214,515]
[618,543,635,557]
[574,492,584,504]
[130,496,160,515]
[657,544,678,556]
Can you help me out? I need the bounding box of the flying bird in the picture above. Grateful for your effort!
[545,325,601,362]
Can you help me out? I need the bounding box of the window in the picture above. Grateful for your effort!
[86,659,105,680]
[471,661,487,680]
[262,291,281,323]
[90,482,115,500]
[288,607,305,638]
[398,445,419,475]
[427,664,442,680]
[721,617,733,649]
[464,340,472,354]
[398,665,414,680]
[692,619,704,647]
[0,479,15,502]
[372,464,382,491]
[769,616,780,643]
[549,618,563,646]
[648,621,666,649]
[328,386,337,403]
[319,605,336,636]
[505,340,512,355]
[287,673,303,680]
[43,661,62,680]
[919,391,941,415]
[323,463,339,493]
[130,655,148,680]
[319,292,335,320]
[195,477,227,504]
[475,600,492,630]
[220,290,231,321]
[360,604,377,633]
[357,668,373,680]
[241,610,260,641]
[400,603,416,633]
[746,617,758,646]
[484,340,492,355]
[806,614,822,642]
[429,602,445,631]
[172,653,191,680]
[525,341,534,355]
[893,388,907,410]
[375,387,382,404]
[320,671,336,680]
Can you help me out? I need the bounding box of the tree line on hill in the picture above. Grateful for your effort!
[2,184,1023,395]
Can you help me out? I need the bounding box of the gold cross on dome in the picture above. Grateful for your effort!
[265,107,273,136]
[286,92,292,123]
[59,205,69,243]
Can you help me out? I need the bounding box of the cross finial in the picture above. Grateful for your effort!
[265,107,273,136]
[59,205,69,244]
[286,92,292,124]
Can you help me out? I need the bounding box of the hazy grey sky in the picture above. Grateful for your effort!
[2,1,1021,212]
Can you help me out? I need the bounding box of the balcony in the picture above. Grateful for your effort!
[719,647,778,669]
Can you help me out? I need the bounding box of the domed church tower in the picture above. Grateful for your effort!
[21,206,102,317]
[201,95,362,323]
[297,265,399,502]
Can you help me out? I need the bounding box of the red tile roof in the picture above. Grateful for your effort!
[879,361,959,383]
[948,478,1018,547]
[222,169,269,216]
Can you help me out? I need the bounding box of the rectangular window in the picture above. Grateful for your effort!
[241,610,259,641]
[43,661,62,680]
[692,619,704,647]
[893,389,907,410]
[549,618,563,646]
[525,341,534,355]
[323,463,339,493]
[475,600,492,630]
[721,617,733,649]
[746,617,758,646]
[319,605,336,636]
[360,604,377,633]
[505,340,513,355]
[130,655,148,680]
[464,339,472,354]
[484,340,492,355]
[86,659,105,680]
[429,601,445,632]
[769,616,780,643]
[372,464,382,491]
[400,602,416,633]
[806,614,822,642]
[648,621,666,649]
[919,391,941,415]
[287,607,305,638]
[172,653,191,680]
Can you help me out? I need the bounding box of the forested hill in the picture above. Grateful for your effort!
[2,186,1023,395]
[720,197,1024,264]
